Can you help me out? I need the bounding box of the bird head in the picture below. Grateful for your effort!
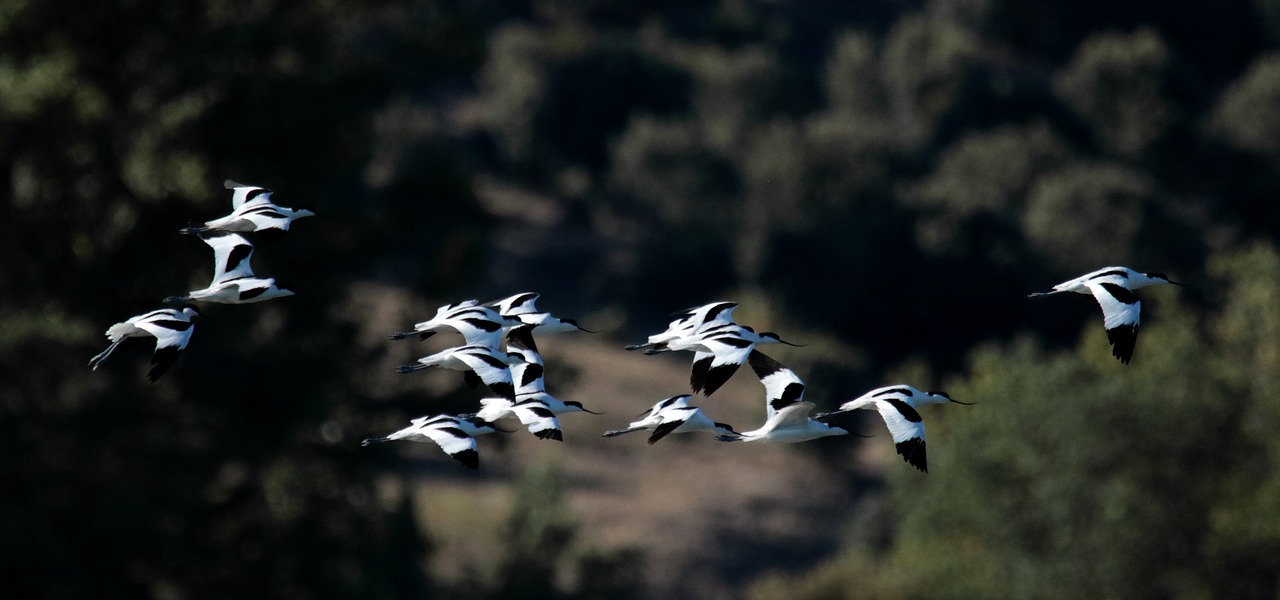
[761,332,805,347]
[1144,271,1184,286]
[928,390,974,405]
[564,400,603,415]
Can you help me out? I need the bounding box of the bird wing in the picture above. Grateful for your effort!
[225,180,273,209]
[233,202,294,232]
[451,348,515,399]
[689,334,755,396]
[199,231,256,284]
[421,421,480,469]
[746,350,806,418]
[486,292,541,316]
[511,360,546,394]
[867,397,928,472]
[1086,280,1142,364]
[511,399,562,440]
[131,310,196,382]
[761,401,818,433]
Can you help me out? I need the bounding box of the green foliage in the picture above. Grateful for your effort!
[1209,52,1280,157]
[1055,28,1175,157]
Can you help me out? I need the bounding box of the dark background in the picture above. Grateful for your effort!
[6,0,1280,598]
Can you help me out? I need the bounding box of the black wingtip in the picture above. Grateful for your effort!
[699,363,741,398]
[451,449,480,470]
[1106,324,1138,365]
[535,429,564,442]
[895,438,928,473]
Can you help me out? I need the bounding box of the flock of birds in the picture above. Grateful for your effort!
[87,182,1185,473]
[88,181,313,380]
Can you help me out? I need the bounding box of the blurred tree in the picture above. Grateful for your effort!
[1054,28,1176,159]
[1021,161,1151,272]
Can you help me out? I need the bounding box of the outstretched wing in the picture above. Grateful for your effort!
[421,421,480,469]
[486,292,541,316]
[746,350,806,419]
[1086,281,1142,364]
[198,230,255,284]
[450,348,515,399]
[871,398,927,473]
[225,179,273,209]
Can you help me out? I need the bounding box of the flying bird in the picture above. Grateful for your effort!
[484,292,596,334]
[362,414,492,470]
[602,394,736,445]
[645,322,802,397]
[1029,266,1183,364]
[502,325,603,417]
[819,385,970,473]
[180,180,315,239]
[164,231,294,304]
[624,301,739,353]
[718,351,864,443]
[473,396,564,441]
[390,300,519,348]
[88,305,203,382]
[395,344,521,400]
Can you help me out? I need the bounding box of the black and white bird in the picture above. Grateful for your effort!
[645,322,802,397]
[180,180,315,239]
[361,414,492,470]
[819,385,970,473]
[484,292,596,334]
[473,396,564,441]
[390,300,519,348]
[624,301,739,353]
[395,344,522,400]
[602,394,737,445]
[1029,266,1183,364]
[88,305,202,382]
[164,231,294,304]
[717,351,862,443]
[504,325,603,417]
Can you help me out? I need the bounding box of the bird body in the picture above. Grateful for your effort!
[180,180,314,238]
[390,300,518,347]
[718,351,859,443]
[484,292,595,334]
[602,395,736,444]
[88,305,202,382]
[361,414,487,469]
[396,344,521,400]
[720,401,848,443]
[473,397,563,440]
[625,301,739,352]
[166,231,293,304]
[825,385,969,473]
[1029,266,1182,364]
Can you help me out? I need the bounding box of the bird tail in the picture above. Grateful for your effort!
[88,338,126,370]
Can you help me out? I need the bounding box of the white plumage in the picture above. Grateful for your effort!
[180,180,315,239]
[88,305,202,382]
[822,385,970,473]
[165,230,293,305]
[602,394,736,444]
[361,414,488,470]
[395,344,522,400]
[1029,266,1183,364]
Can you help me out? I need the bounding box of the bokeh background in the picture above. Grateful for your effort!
[7,0,1280,598]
